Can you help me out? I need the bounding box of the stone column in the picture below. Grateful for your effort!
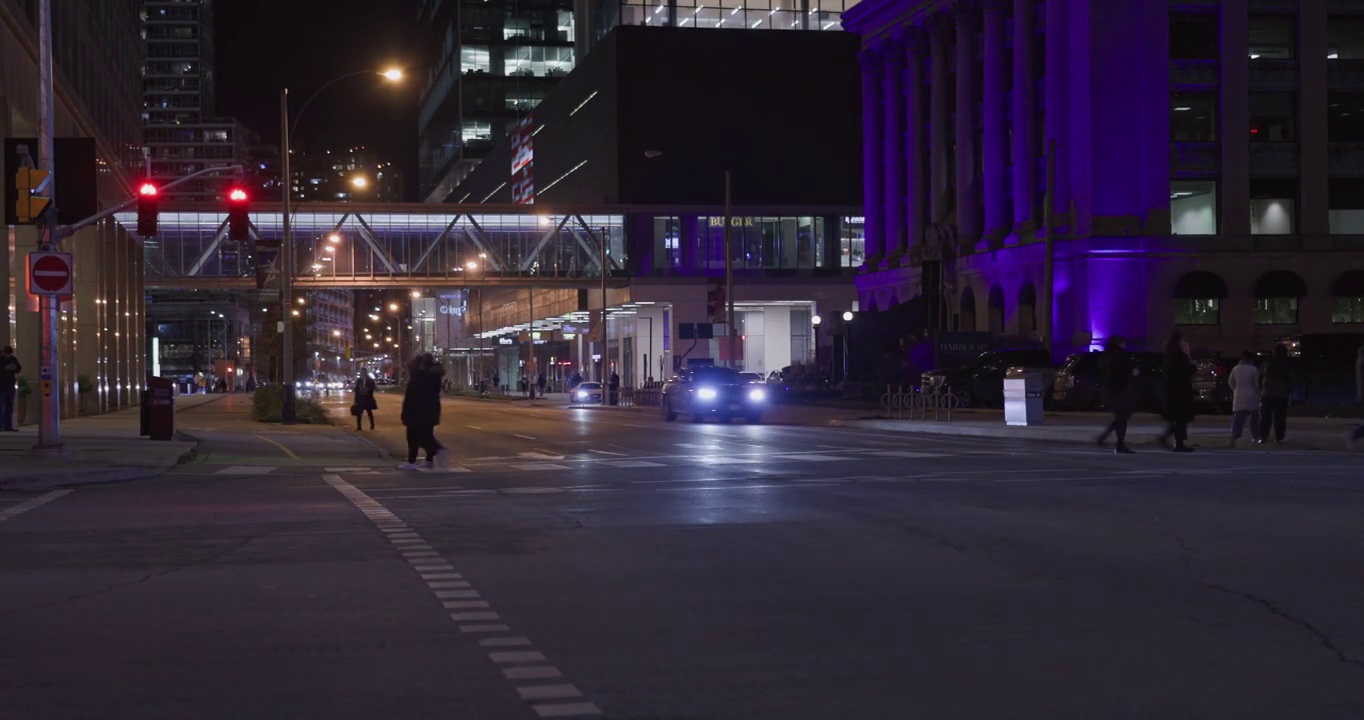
[929,13,952,225]
[859,47,886,267]
[954,0,981,245]
[1011,0,1036,241]
[882,38,907,268]
[903,28,929,259]
[981,0,1010,247]
[1219,0,1250,237]
[1299,0,1329,237]
[1044,0,1071,227]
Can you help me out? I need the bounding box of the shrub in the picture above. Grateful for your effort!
[251,384,331,424]
[17,376,31,397]
[77,374,94,394]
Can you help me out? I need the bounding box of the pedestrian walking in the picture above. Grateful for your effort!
[1095,338,1136,454]
[1258,344,1293,444]
[0,345,22,432]
[353,371,377,431]
[1158,332,1196,452]
[1227,351,1261,447]
[1349,342,1364,448]
[493,372,501,393]
[400,353,447,470]
[537,372,547,396]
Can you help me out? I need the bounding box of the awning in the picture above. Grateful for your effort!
[1172,270,1228,299]
[1331,270,1364,297]
[1252,270,1308,298]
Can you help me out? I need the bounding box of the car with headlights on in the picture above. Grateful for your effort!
[572,381,604,404]
[661,366,767,423]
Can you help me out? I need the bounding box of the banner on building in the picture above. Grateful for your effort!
[511,116,534,204]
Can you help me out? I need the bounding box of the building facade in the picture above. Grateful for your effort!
[449,26,863,388]
[1,0,148,421]
[417,0,577,201]
[845,0,1364,361]
[291,147,403,203]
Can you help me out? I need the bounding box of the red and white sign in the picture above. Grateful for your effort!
[510,116,534,205]
[28,252,73,296]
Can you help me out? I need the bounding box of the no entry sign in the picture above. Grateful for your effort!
[28,252,73,295]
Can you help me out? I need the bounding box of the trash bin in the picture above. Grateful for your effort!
[1003,368,1045,426]
[147,376,176,441]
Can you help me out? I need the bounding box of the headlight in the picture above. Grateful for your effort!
[697,387,718,401]
[575,391,587,400]
[748,388,766,402]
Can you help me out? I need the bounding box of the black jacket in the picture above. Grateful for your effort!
[0,354,20,388]
[1162,350,1196,423]
[401,365,445,427]
[354,377,378,411]
[1100,350,1133,395]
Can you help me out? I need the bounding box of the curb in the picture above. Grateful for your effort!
[0,442,198,490]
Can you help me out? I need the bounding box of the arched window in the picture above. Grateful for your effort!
[1331,270,1364,324]
[1018,282,1038,334]
[1252,270,1306,325]
[1172,270,1228,325]
[988,285,1005,334]
[960,288,977,332]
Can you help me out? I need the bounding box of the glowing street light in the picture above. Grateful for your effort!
[382,68,404,81]
[328,233,341,243]
[388,303,399,312]
[351,175,369,189]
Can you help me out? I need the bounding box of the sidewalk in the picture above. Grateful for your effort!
[0,392,220,489]
[833,409,1364,452]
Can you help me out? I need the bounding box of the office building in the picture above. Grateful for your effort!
[417,0,577,201]
[292,147,403,203]
[846,0,1364,360]
[1,0,148,420]
[447,26,862,387]
[575,0,860,56]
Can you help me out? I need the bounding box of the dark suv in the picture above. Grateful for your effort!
[921,348,1056,407]
[1052,351,1164,411]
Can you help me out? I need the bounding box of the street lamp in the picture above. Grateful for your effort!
[279,67,404,423]
[351,175,369,190]
[811,314,822,373]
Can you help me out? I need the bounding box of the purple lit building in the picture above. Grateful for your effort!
[844,0,1364,358]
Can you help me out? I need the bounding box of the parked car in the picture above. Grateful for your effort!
[662,366,767,423]
[1052,350,1165,412]
[1193,356,1252,414]
[572,382,604,404]
[921,347,1056,407]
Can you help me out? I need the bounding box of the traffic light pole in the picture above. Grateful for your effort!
[279,88,297,423]
[34,0,60,449]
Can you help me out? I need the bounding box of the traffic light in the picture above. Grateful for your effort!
[706,277,726,325]
[226,187,250,241]
[14,167,52,224]
[136,181,159,238]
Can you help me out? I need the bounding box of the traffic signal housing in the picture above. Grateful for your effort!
[706,277,726,325]
[14,167,52,224]
[226,187,250,241]
[136,181,159,238]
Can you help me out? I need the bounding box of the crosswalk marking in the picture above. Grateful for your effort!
[608,460,665,468]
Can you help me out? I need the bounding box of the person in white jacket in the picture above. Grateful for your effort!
[1227,351,1261,447]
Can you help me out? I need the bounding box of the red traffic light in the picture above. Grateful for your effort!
[138,182,158,197]
[227,187,248,202]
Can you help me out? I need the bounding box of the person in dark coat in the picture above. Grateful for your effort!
[1351,342,1364,447]
[1258,343,1293,444]
[0,345,21,432]
[1095,338,1136,454]
[1158,332,1196,452]
[400,354,446,469]
[353,371,377,431]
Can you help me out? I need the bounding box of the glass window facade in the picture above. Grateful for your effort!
[1174,298,1220,326]
[1249,93,1296,142]
[1332,297,1364,324]
[1249,14,1295,59]
[1254,298,1299,325]
[1329,92,1364,142]
[616,0,858,35]
[1171,181,1217,235]
[1170,13,1218,60]
[1328,16,1364,59]
[1171,93,1217,142]
[841,216,865,267]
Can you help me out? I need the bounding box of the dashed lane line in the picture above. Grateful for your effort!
[322,474,602,719]
[0,490,72,524]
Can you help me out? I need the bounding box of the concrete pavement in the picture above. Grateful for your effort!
[3,391,1364,718]
[0,392,220,489]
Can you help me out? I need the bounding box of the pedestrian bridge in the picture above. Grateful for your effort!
[118,203,629,290]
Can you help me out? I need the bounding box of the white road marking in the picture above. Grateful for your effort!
[479,637,532,647]
[867,450,952,459]
[770,453,843,461]
[532,702,602,717]
[505,666,563,680]
[427,581,472,588]
[215,465,277,474]
[460,624,511,633]
[513,434,537,440]
[0,489,72,523]
[490,650,547,663]
[403,551,441,558]
[518,685,583,701]
[466,425,484,430]
[443,600,491,609]
[511,463,569,471]
[587,449,628,456]
[435,590,482,599]
[450,611,502,622]
[609,460,664,468]
[420,572,464,580]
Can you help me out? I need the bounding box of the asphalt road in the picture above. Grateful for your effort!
[3,390,1364,719]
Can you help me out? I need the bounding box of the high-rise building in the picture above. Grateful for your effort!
[574,0,859,57]
[141,0,253,200]
[847,0,1364,375]
[417,0,577,201]
[292,147,403,204]
[1,0,149,420]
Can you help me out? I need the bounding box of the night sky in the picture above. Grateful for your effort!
[214,0,423,200]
